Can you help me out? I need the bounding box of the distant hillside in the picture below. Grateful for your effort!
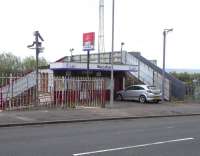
[167,69,200,73]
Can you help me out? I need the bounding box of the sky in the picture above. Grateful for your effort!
[0,0,200,69]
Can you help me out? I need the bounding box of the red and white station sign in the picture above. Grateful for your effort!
[83,32,95,51]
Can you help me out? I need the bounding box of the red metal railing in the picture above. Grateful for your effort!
[0,73,106,111]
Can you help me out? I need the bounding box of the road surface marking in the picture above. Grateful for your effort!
[73,137,194,156]
[167,126,174,129]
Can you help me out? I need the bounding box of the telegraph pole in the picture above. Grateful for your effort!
[162,28,173,102]
[110,0,115,107]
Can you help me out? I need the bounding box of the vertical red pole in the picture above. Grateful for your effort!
[54,80,56,108]
[102,79,106,108]
[0,87,2,110]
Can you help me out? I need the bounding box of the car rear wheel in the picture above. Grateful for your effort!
[116,94,123,101]
[139,95,146,103]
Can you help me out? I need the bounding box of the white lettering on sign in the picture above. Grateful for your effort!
[97,65,111,69]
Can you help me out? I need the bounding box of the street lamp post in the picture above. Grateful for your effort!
[70,48,74,61]
[110,0,115,107]
[162,28,173,102]
[121,42,124,63]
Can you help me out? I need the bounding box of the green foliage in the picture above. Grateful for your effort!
[170,71,200,84]
[22,56,48,71]
[0,52,48,73]
[0,53,22,73]
[170,72,200,103]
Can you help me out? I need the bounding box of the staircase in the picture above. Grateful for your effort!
[0,71,36,102]
[0,70,54,110]
[124,52,185,100]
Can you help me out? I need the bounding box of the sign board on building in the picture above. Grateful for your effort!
[83,32,95,51]
[50,62,138,72]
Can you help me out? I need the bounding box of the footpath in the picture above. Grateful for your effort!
[0,101,200,127]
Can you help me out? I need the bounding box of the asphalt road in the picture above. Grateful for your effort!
[0,116,200,156]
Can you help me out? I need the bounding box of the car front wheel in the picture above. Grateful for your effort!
[139,95,146,103]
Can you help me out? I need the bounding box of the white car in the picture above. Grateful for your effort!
[116,85,162,103]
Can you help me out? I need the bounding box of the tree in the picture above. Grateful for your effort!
[170,72,200,84]
[0,52,49,73]
[22,56,48,71]
[0,52,22,73]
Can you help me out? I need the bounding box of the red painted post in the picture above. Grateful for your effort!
[0,87,3,110]
[102,79,106,108]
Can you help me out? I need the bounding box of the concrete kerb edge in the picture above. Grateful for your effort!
[1,113,200,128]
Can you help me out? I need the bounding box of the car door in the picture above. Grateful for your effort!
[133,86,145,100]
[123,86,135,100]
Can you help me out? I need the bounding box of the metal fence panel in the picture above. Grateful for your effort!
[185,82,200,103]
[0,72,106,111]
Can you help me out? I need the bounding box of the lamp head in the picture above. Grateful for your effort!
[164,28,173,33]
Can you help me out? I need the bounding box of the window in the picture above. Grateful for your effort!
[133,86,145,90]
[126,86,134,91]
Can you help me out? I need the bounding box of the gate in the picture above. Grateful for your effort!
[53,77,106,108]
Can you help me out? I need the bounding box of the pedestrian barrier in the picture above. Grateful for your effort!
[53,77,106,108]
[0,73,106,111]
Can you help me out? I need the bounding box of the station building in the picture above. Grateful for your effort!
[50,51,186,101]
